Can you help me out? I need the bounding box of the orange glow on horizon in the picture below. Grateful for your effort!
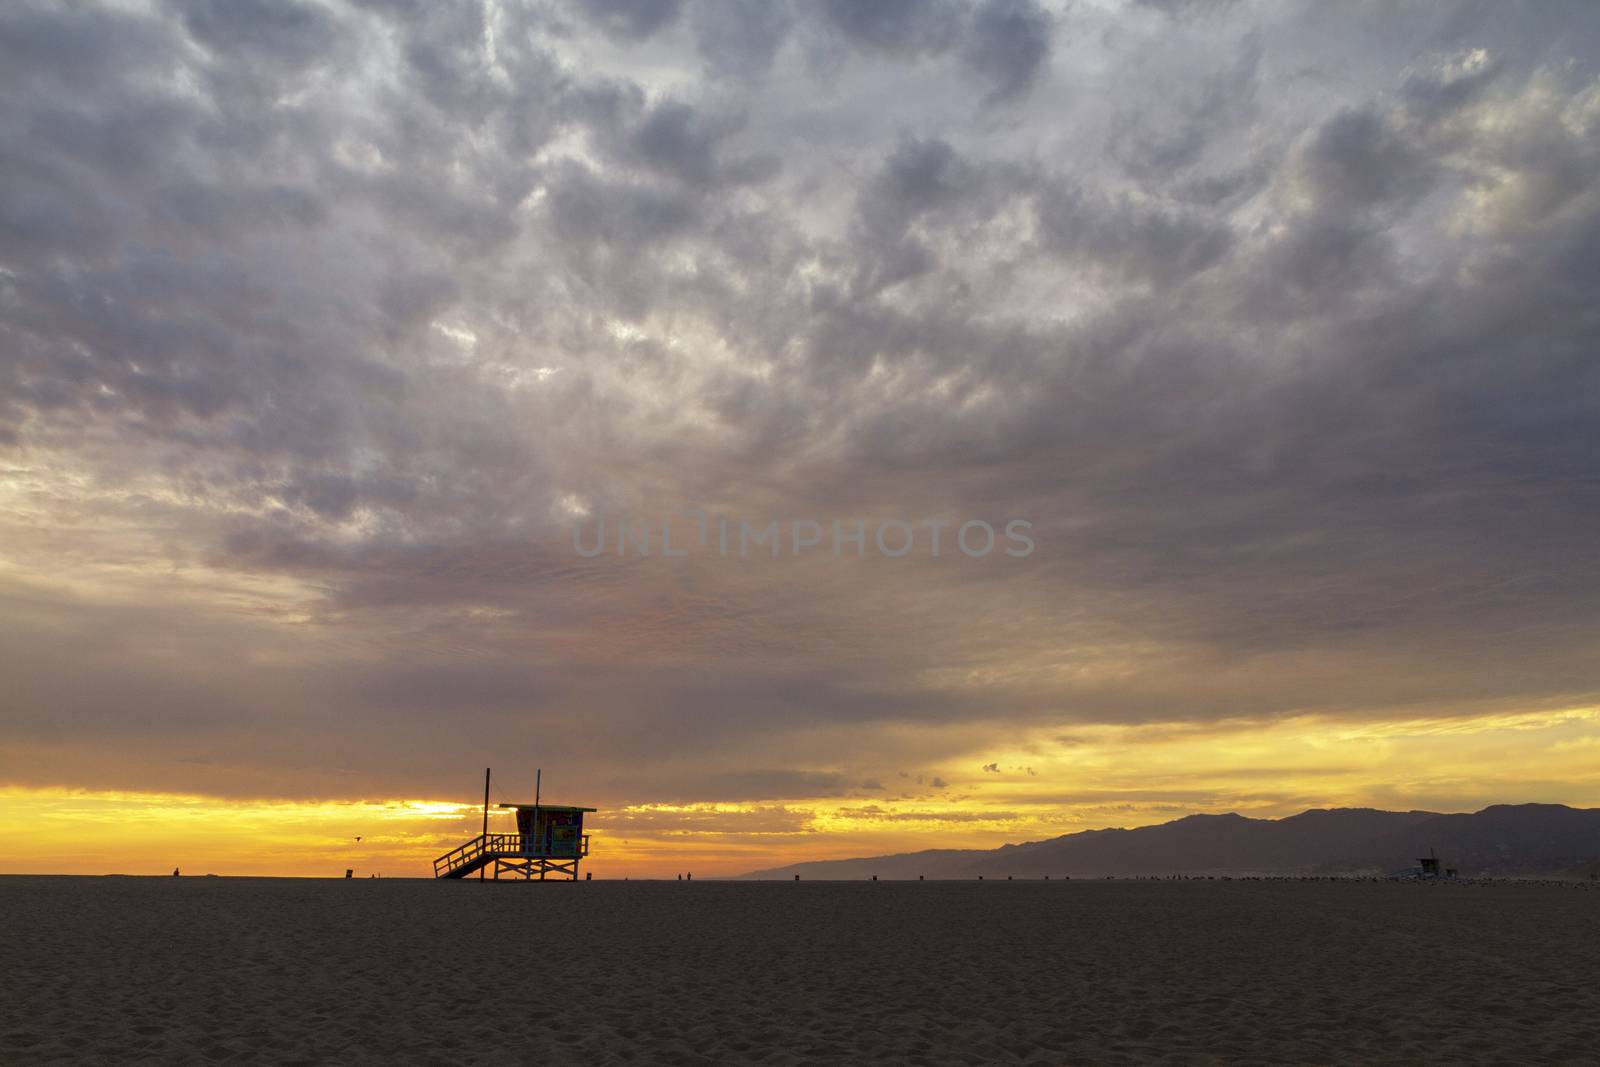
[4,705,1599,879]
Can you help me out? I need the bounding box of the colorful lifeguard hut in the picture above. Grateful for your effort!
[434,769,595,881]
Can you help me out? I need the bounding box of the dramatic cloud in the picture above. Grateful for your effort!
[2,0,1598,872]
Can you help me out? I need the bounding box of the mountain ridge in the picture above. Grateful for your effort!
[731,803,1600,880]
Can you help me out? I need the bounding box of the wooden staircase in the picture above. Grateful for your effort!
[434,833,517,878]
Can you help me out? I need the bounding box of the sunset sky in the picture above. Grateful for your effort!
[3,0,1599,878]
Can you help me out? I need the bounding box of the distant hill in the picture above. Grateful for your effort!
[732,804,1600,880]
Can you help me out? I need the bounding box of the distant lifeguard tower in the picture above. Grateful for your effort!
[434,768,595,881]
[1392,848,1457,880]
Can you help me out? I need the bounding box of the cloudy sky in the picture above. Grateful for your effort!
[3,0,1599,876]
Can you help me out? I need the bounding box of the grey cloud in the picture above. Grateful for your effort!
[818,0,962,56]
[0,3,177,97]
[692,0,793,79]
[604,99,781,188]
[814,0,1052,103]
[1108,34,1262,191]
[845,136,1023,297]
[1292,107,1431,213]
[1034,182,1233,284]
[1399,50,1503,123]
[175,0,335,68]
[620,770,855,803]
[545,160,703,246]
[576,0,685,42]
[2,0,1599,810]
[831,805,1020,822]
[960,0,1052,103]
[1131,0,1242,14]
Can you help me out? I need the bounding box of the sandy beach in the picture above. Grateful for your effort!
[2,877,1596,1064]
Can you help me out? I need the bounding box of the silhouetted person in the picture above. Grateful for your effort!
[172,868,179,877]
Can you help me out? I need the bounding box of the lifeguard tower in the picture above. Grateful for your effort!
[434,769,595,881]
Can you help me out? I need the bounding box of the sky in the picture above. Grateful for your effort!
[2,0,1599,878]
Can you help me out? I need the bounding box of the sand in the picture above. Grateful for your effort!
[2,876,1596,1064]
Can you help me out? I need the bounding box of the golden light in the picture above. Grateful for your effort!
[5,704,1594,878]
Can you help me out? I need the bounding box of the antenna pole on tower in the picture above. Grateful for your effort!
[481,767,491,880]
